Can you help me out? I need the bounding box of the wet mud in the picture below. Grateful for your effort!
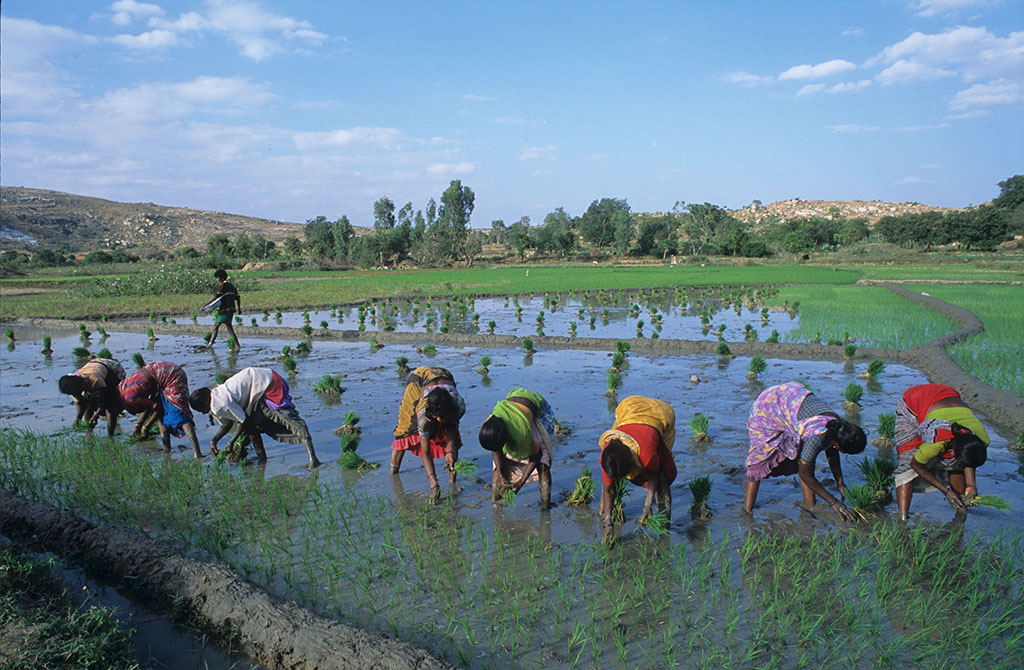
[0,489,452,670]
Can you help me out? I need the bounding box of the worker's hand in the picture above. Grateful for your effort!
[945,489,967,513]
[829,500,857,521]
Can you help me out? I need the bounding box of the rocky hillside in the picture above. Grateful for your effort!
[731,199,956,225]
[0,186,306,255]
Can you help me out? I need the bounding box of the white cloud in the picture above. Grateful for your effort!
[463,93,497,102]
[517,145,556,160]
[779,59,857,80]
[877,59,955,84]
[949,78,1024,110]
[426,162,475,176]
[292,127,404,151]
[842,28,865,38]
[828,124,880,133]
[871,26,1024,83]
[110,0,165,27]
[828,80,872,93]
[111,28,180,49]
[796,83,826,96]
[911,0,992,17]
[896,123,952,131]
[0,17,98,115]
[726,70,774,86]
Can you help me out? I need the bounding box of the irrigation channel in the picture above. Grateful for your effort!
[2,286,1023,669]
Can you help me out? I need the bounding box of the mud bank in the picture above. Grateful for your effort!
[0,489,452,670]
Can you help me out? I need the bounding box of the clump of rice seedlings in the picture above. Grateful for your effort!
[843,382,864,411]
[766,330,780,344]
[553,418,572,438]
[312,374,345,395]
[417,343,437,356]
[215,371,231,385]
[300,324,313,338]
[688,475,713,519]
[41,335,53,356]
[503,488,517,506]
[640,510,670,535]
[96,348,112,360]
[873,413,896,448]
[716,342,732,357]
[746,355,767,380]
[202,331,213,346]
[477,355,491,374]
[72,346,92,361]
[149,311,157,323]
[227,337,238,352]
[78,324,91,339]
[615,340,630,354]
[861,359,886,381]
[294,340,312,355]
[610,479,629,523]
[610,351,627,372]
[280,344,291,357]
[368,337,383,349]
[844,483,881,520]
[827,338,842,346]
[566,466,595,506]
[396,356,410,374]
[251,317,258,328]
[274,309,282,320]
[606,371,622,397]
[448,459,478,478]
[338,421,378,471]
[569,322,578,337]
[717,324,726,339]
[857,457,896,501]
[282,355,297,374]
[214,434,250,464]
[333,410,362,437]
[320,320,328,330]
[1013,431,1024,452]
[690,413,711,443]
[131,353,145,369]
[487,320,496,334]
[147,327,157,341]
[97,325,108,339]
[522,337,534,353]
[966,495,1010,511]
[844,343,857,359]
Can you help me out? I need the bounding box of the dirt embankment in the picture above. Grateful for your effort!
[0,490,452,670]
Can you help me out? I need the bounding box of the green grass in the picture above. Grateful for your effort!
[906,284,1024,397]
[768,286,958,349]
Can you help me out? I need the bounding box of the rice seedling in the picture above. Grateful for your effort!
[146,327,157,341]
[487,320,496,334]
[566,466,595,506]
[766,330,780,344]
[41,335,53,356]
[312,374,345,395]
[610,479,629,523]
[688,475,713,519]
[149,310,157,323]
[552,418,572,438]
[616,341,630,354]
[610,351,626,371]
[606,371,622,397]
[843,383,863,411]
[503,488,516,506]
[4,329,13,342]
[856,457,896,500]
[965,495,1010,512]
[844,344,857,359]
[71,346,91,361]
[396,356,410,374]
[96,347,112,360]
[368,337,383,349]
[690,413,711,443]
[227,337,238,351]
[448,459,478,478]
[873,413,895,448]
[131,352,145,368]
[282,355,297,374]
[274,309,282,320]
[640,510,670,535]
[418,343,437,356]
[477,355,491,374]
[860,359,886,381]
[301,324,313,338]
[294,341,312,355]
[569,322,577,337]
[280,344,291,357]
[522,337,534,353]
[746,355,767,380]
[78,324,91,339]
[716,342,732,357]
[844,483,880,521]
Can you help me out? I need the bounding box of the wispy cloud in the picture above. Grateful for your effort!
[725,70,774,86]
[828,124,880,133]
[796,83,827,97]
[895,176,932,185]
[828,80,872,93]
[517,145,556,160]
[110,0,165,27]
[426,162,475,176]
[841,28,865,38]
[910,0,992,18]
[463,93,497,102]
[779,59,857,80]
[949,78,1023,111]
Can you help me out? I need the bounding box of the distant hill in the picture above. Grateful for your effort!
[730,198,957,225]
[0,186,307,255]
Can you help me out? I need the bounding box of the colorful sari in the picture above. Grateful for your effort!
[745,383,833,483]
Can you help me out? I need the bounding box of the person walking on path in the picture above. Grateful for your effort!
[202,269,241,350]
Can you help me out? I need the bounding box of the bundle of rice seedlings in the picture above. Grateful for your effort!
[282,356,297,374]
[844,483,880,521]
[746,355,767,380]
[337,431,378,471]
[610,479,629,523]
[615,341,630,354]
[215,435,250,464]
[300,324,313,338]
[487,320,497,334]
[96,348,112,360]
[417,343,437,356]
[280,344,291,357]
[844,344,857,359]
[766,330,780,344]
[688,475,713,519]
[716,342,732,357]
[1014,431,1024,452]
[966,495,1010,511]
[605,371,622,397]
[872,413,896,448]
[448,459,478,478]
[843,383,864,411]
[690,413,711,443]
[368,337,383,349]
[5,329,14,341]
[294,341,312,355]
[332,411,362,437]
[569,322,578,337]
[394,356,410,374]
[72,346,92,361]
[610,351,626,371]
[78,324,91,339]
[477,355,491,374]
[503,488,517,506]
[320,320,328,330]
[226,337,238,351]
[552,418,572,438]
[312,374,345,395]
[860,359,886,381]
[640,510,669,536]
[146,327,157,341]
[522,337,535,353]
[131,352,145,369]
[566,466,595,506]
[41,335,53,356]
[857,457,896,501]
[214,371,231,385]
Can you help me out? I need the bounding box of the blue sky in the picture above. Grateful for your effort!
[2,0,1021,228]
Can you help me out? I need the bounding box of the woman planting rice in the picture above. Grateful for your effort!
[188,367,321,469]
[118,360,202,457]
[743,382,866,520]
[391,366,465,501]
[58,357,126,436]
[598,395,677,537]
[478,388,555,509]
[893,384,988,520]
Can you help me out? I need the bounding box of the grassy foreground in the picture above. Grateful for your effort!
[2,429,1022,669]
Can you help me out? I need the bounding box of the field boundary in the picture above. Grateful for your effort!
[0,488,453,670]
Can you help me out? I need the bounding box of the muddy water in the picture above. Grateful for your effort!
[2,327,1021,538]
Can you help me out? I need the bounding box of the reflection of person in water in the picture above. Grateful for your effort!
[893,384,988,520]
[478,388,554,509]
[118,360,202,457]
[58,357,126,436]
[599,396,677,534]
[390,366,465,501]
[743,382,865,520]
[188,367,321,469]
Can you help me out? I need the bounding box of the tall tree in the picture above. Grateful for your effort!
[579,198,629,249]
[436,180,475,263]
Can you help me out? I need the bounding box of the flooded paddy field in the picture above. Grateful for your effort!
[2,326,1022,668]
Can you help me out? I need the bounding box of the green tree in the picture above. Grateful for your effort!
[579,198,629,249]
[283,236,303,258]
[83,250,114,264]
[508,217,531,259]
[993,175,1024,210]
[490,219,508,245]
[679,202,734,255]
[437,179,475,263]
[330,216,355,261]
[635,214,678,257]
[612,210,633,255]
[373,197,396,229]
[304,216,334,257]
